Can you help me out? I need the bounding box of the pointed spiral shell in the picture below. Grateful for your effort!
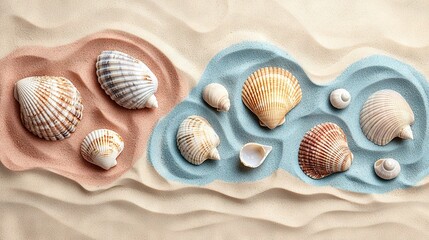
[202,83,230,112]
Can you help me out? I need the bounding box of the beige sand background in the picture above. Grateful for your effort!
[1,0,429,239]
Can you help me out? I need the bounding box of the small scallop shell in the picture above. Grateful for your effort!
[96,50,158,109]
[202,83,230,112]
[298,122,354,179]
[14,76,83,141]
[176,115,220,165]
[330,88,351,109]
[374,158,400,180]
[360,90,414,146]
[240,143,272,168]
[242,67,302,129]
[80,129,124,170]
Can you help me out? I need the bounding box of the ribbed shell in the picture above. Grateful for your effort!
[176,115,220,165]
[96,50,159,109]
[202,83,230,112]
[298,122,354,179]
[242,67,302,129]
[80,129,124,170]
[14,76,83,141]
[360,90,414,146]
[374,158,401,180]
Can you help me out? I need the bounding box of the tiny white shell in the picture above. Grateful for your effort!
[374,158,401,180]
[80,129,125,170]
[202,83,230,112]
[330,88,351,109]
[240,143,272,168]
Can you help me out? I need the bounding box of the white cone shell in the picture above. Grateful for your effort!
[330,88,351,109]
[298,122,354,179]
[14,76,83,141]
[176,115,220,165]
[240,143,272,168]
[202,83,230,112]
[374,158,401,180]
[360,90,414,146]
[96,50,158,109]
[242,67,302,129]
[80,129,124,170]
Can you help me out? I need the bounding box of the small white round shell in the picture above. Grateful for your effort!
[330,88,351,109]
[374,158,401,180]
[202,83,230,112]
[240,143,272,168]
[80,129,125,170]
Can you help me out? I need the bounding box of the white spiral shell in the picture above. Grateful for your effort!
[13,76,83,141]
[176,115,220,165]
[374,158,401,180]
[80,129,125,170]
[360,90,414,146]
[202,83,230,112]
[330,88,351,109]
[96,50,159,109]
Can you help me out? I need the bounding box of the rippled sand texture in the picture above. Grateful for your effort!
[1,0,429,239]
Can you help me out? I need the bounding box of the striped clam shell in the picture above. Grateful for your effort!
[176,115,220,165]
[242,67,302,129]
[298,122,354,179]
[80,129,124,170]
[14,76,83,141]
[96,50,159,109]
[360,90,414,146]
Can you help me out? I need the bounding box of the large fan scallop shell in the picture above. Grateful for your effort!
[360,90,414,146]
[176,115,220,165]
[96,50,159,109]
[242,67,302,129]
[13,76,83,141]
[80,129,125,170]
[298,122,354,179]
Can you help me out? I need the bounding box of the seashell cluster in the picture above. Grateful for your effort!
[96,50,159,109]
[360,90,414,146]
[240,143,272,168]
[242,67,302,129]
[14,76,83,141]
[202,83,230,112]
[330,88,351,109]
[298,122,354,179]
[80,129,124,170]
[374,158,401,180]
[176,115,221,165]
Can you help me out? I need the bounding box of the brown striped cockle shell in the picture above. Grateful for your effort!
[242,67,302,129]
[80,129,124,170]
[14,76,83,141]
[298,122,354,179]
[176,115,220,165]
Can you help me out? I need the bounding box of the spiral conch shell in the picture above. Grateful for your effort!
[14,76,83,141]
[80,129,124,170]
[96,50,158,109]
[202,83,230,112]
[176,115,220,165]
[330,88,351,109]
[298,122,354,179]
[360,90,414,146]
[374,158,401,180]
[242,67,302,129]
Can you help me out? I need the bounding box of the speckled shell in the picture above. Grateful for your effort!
[80,129,124,170]
[360,90,414,146]
[96,50,158,109]
[240,143,272,168]
[242,67,302,129]
[330,88,351,109]
[13,76,83,141]
[298,122,354,179]
[176,115,220,165]
[202,83,230,112]
[374,158,401,180]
